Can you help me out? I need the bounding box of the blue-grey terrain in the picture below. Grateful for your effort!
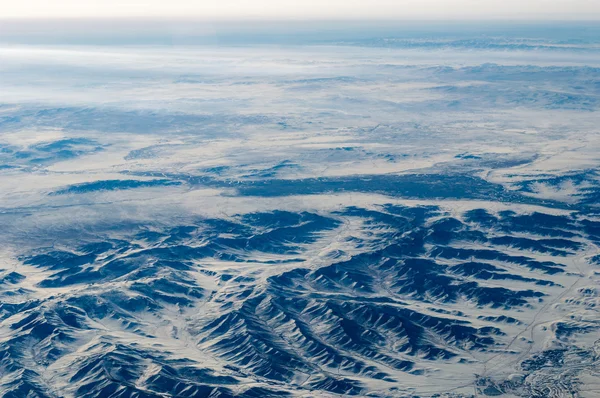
[1,21,600,397]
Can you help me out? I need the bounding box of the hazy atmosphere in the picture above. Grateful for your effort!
[2,0,600,19]
[1,2,600,398]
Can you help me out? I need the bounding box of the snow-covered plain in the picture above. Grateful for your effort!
[0,22,600,397]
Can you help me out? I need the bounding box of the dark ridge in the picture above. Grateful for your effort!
[391,258,544,308]
[489,236,577,256]
[430,246,565,274]
[0,272,25,285]
[137,171,569,208]
[451,261,556,286]
[51,179,181,195]
[478,315,522,325]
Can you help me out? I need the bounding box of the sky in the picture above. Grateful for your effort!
[1,0,600,20]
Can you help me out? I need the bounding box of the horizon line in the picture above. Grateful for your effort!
[2,16,600,22]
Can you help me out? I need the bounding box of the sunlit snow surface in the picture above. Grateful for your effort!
[1,22,600,397]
